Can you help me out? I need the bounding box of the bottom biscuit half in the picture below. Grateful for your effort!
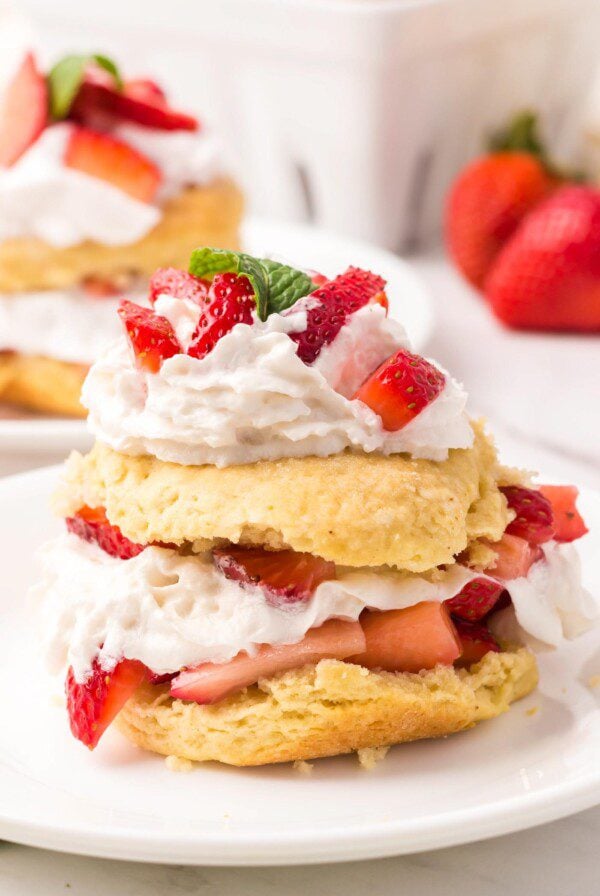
[0,353,87,417]
[116,649,538,767]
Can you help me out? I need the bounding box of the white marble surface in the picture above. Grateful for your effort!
[0,256,598,891]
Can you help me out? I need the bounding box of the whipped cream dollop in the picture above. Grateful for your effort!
[83,300,474,466]
[36,534,595,682]
[0,122,221,248]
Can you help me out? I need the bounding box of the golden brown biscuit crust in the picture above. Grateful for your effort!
[0,353,87,417]
[116,649,538,766]
[0,179,243,292]
[57,421,511,571]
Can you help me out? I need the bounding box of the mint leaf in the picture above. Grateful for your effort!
[48,53,121,119]
[261,259,317,314]
[188,248,316,321]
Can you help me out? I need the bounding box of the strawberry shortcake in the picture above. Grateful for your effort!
[36,248,596,765]
[0,52,242,416]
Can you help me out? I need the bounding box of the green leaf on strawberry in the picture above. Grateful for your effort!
[48,53,122,119]
[188,248,316,321]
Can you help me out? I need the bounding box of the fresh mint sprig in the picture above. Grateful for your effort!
[48,53,122,119]
[188,248,317,321]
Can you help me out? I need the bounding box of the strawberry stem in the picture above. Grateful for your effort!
[488,110,585,182]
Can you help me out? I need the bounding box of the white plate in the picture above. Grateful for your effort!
[0,217,433,466]
[0,467,598,866]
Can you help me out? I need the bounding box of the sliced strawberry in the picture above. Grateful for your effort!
[289,267,387,364]
[187,272,255,360]
[444,577,506,621]
[71,79,198,132]
[124,78,167,105]
[64,126,161,202]
[66,505,145,559]
[213,546,336,607]
[66,657,147,748]
[149,267,210,306]
[118,299,181,372]
[0,52,48,167]
[538,485,588,543]
[81,274,122,298]
[170,619,365,705]
[349,602,462,673]
[501,485,554,544]
[353,349,445,431]
[454,619,501,665]
[487,533,543,580]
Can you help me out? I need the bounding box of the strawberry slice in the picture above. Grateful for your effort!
[66,657,147,748]
[149,267,210,306]
[187,272,255,360]
[66,505,145,560]
[0,52,48,167]
[289,267,387,364]
[64,126,161,202]
[353,349,446,431]
[170,619,365,705]
[81,274,122,298]
[213,546,336,607]
[454,619,500,665]
[501,485,554,544]
[124,78,167,105]
[71,79,198,132]
[444,577,506,622]
[118,299,181,372]
[349,602,462,673]
[487,533,543,580]
[538,485,588,543]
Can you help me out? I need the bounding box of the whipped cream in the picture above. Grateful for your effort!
[83,300,474,466]
[0,121,221,248]
[0,289,124,364]
[36,534,596,682]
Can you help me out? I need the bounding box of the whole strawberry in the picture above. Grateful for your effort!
[485,185,600,332]
[445,113,558,289]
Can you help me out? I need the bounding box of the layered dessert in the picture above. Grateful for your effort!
[35,248,596,765]
[0,52,242,416]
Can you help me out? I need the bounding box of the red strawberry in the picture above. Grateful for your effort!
[487,533,543,580]
[212,546,336,607]
[289,267,387,364]
[485,186,600,332]
[353,349,445,431]
[149,267,209,306]
[64,126,161,202]
[0,52,48,167]
[66,505,145,560]
[66,657,147,748]
[118,299,180,372]
[538,484,588,543]
[81,275,122,298]
[454,619,501,665]
[71,79,198,132]
[501,486,555,545]
[124,78,167,105]
[187,273,255,360]
[444,577,506,622]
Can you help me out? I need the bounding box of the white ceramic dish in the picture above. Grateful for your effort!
[0,216,433,475]
[0,466,598,866]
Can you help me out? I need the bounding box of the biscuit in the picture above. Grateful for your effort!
[116,649,538,766]
[0,354,87,417]
[0,179,243,292]
[57,421,511,571]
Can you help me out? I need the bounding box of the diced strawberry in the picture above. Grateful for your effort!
[149,267,210,306]
[349,602,462,673]
[487,533,543,580]
[454,619,501,665]
[64,126,161,202]
[66,505,145,560]
[538,484,588,542]
[0,52,48,167]
[353,349,445,431]
[501,485,554,544]
[212,546,336,607]
[71,79,198,132]
[124,78,167,105]
[66,657,147,748]
[289,267,387,364]
[170,619,365,705]
[118,299,181,372]
[81,275,122,298]
[308,271,329,287]
[444,577,506,621]
[187,273,255,360]
[148,671,176,686]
